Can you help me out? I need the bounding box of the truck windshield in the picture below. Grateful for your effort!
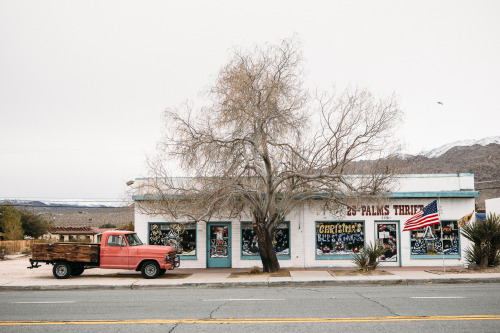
[125,233,143,246]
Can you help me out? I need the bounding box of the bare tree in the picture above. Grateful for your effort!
[135,38,402,272]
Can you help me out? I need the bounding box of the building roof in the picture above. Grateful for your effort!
[49,226,98,235]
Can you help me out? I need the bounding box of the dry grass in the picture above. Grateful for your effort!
[329,269,394,277]
[228,269,291,278]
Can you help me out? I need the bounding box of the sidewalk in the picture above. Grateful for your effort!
[2,255,500,291]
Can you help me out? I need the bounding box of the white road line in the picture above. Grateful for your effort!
[411,297,467,299]
[12,301,77,304]
[202,299,285,302]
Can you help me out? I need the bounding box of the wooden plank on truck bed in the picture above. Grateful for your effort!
[32,243,100,263]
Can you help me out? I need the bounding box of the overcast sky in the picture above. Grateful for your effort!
[1,0,499,204]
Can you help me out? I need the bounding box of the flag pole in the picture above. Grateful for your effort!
[438,198,445,274]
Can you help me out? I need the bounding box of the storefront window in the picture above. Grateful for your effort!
[316,221,364,257]
[149,222,197,256]
[410,221,459,256]
[241,222,290,258]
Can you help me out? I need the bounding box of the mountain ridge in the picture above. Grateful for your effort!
[399,137,500,209]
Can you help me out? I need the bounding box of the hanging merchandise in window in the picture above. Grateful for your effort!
[241,222,290,257]
[149,223,196,256]
[410,221,459,255]
[316,221,364,256]
[210,225,229,258]
[376,223,398,262]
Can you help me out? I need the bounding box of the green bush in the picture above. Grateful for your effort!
[0,206,24,240]
[19,209,51,238]
[461,213,500,268]
[351,242,385,272]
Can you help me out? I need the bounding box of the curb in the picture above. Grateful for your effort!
[2,277,500,291]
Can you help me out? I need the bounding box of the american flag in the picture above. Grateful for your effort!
[403,200,440,231]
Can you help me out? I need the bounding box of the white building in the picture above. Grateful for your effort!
[133,174,477,268]
[486,198,500,215]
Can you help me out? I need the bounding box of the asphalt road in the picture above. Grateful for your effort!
[1,284,500,332]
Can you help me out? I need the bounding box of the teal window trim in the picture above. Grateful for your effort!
[148,222,198,260]
[240,221,291,260]
[410,254,462,260]
[316,254,357,260]
[409,220,461,260]
[133,190,479,202]
[374,220,401,266]
[390,191,478,198]
[315,220,365,260]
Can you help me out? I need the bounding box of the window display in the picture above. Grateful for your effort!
[316,221,364,256]
[410,221,459,256]
[209,225,229,258]
[241,222,290,257]
[149,222,197,256]
[376,222,398,262]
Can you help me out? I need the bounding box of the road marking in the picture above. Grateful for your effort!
[1,315,500,325]
[12,301,76,304]
[202,299,285,301]
[411,297,467,299]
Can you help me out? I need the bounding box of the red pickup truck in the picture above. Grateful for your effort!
[29,230,180,279]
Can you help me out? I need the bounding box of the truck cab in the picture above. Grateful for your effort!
[99,231,179,278]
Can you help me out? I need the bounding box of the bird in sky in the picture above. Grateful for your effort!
[437,101,443,105]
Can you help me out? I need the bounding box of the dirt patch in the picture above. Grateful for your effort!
[229,270,291,278]
[426,266,500,275]
[329,269,394,277]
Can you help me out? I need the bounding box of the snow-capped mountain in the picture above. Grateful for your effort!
[0,199,123,208]
[422,136,500,159]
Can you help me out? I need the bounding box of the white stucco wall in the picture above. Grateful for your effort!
[134,174,476,268]
[485,198,500,215]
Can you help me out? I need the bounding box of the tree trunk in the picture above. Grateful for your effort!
[255,224,280,273]
[479,241,490,269]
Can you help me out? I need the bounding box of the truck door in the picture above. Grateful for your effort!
[100,234,129,268]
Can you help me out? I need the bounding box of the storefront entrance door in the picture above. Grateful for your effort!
[207,222,231,268]
[375,221,400,266]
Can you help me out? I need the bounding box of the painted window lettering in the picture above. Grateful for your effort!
[316,221,364,256]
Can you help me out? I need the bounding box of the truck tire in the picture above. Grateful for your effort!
[141,261,160,279]
[159,269,167,276]
[53,262,71,279]
[71,265,85,276]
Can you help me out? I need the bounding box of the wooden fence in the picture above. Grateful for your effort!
[0,240,43,253]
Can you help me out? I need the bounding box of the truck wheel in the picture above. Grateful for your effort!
[53,262,71,279]
[141,261,160,279]
[71,265,85,276]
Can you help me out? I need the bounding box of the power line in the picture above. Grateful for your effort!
[476,187,500,190]
[476,180,500,184]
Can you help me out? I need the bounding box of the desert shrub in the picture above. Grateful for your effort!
[248,266,261,274]
[66,236,92,243]
[99,223,117,228]
[117,221,134,231]
[461,213,500,268]
[352,242,385,272]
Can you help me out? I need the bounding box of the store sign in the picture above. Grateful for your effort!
[347,204,425,218]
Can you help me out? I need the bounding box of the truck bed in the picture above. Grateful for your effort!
[32,243,100,264]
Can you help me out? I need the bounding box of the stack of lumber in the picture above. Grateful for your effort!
[32,243,100,263]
